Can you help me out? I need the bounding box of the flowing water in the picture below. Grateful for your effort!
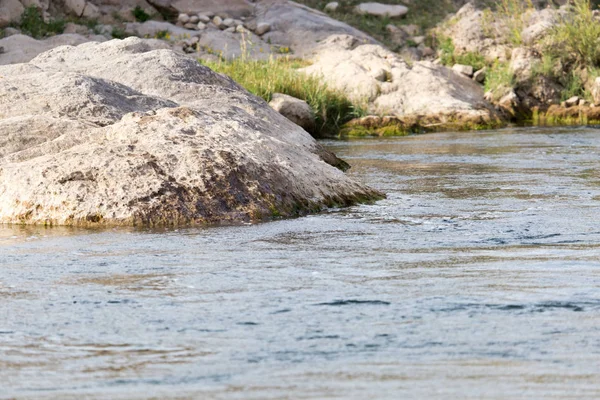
[2,127,600,399]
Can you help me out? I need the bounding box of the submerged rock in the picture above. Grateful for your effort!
[0,38,382,227]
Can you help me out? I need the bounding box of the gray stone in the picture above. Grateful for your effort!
[178,13,190,23]
[0,37,380,226]
[591,77,600,105]
[190,15,199,23]
[452,64,474,77]
[269,93,316,132]
[355,2,408,18]
[222,18,235,27]
[473,67,486,83]
[212,16,223,27]
[0,0,24,28]
[198,14,211,23]
[255,22,271,35]
[224,26,235,33]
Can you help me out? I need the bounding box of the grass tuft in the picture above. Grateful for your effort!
[200,55,365,137]
[133,6,151,23]
[484,62,515,99]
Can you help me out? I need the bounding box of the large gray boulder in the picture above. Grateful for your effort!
[302,35,499,128]
[0,37,381,226]
[255,0,378,56]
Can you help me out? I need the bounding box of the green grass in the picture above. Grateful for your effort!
[484,62,515,99]
[560,71,586,101]
[437,36,486,70]
[200,56,365,137]
[545,0,600,69]
[16,6,65,38]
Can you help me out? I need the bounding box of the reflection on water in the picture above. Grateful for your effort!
[2,127,600,399]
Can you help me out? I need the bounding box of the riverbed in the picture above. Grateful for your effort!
[2,127,600,399]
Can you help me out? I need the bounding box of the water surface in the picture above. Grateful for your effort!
[2,127,600,399]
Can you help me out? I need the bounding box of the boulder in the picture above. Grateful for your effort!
[255,0,377,57]
[452,63,474,77]
[565,96,580,107]
[591,77,600,105]
[509,47,537,82]
[255,22,270,35]
[355,2,408,18]
[64,0,87,16]
[0,0,25,28]
[269,93,315,132]
[302,35,501,128]
[324,2,338,12]
[0,37,381,226]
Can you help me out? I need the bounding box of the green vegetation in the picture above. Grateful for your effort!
[437,37,485,70]
[200,56,365,137]
[484,62,515,99]
[560,71,586,101]
[545,0,600,69]
[111,26,127,39]
[16,6,65,38]
[496,0,533,45]
[133,6,151,23]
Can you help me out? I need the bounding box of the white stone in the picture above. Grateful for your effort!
[324,2,339,12]
[255,22,271,35]
[82,2,100,19]
[197,22,206,30]
[178,13,190,23]
[198,14,211,23]
[355,3,408,18]
[222,18,235,27]
[212,16,223,27]
[452,64,474,77]
[473,67,486,83]
[235,25,247,33]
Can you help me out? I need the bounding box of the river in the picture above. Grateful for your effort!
[2,127,600,399]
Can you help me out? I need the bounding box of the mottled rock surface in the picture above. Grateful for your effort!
[302,35,500,128]
[269,93,315,133]
[0,38,381,226]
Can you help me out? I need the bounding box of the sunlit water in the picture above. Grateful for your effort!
[2,127,600,399]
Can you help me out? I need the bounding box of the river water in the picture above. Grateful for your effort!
[2,127,600,399]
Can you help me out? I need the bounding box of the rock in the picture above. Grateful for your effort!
[268,93,316,132]
[400,24,419,36]
[63,22,88,35]
[255,1,377,57]
[565,96,580,107]
[591,77,600,105]
[198,14,211,23]
[81,2,100,19]
[197,21,206,30]
[509,47,537,82]
[421,46,434,57]
[498,89,520,115]
[452,64,474,77]
[473,67,486,83]
[190,15,199,23]
[255,22,270,35]
[0,34,106,66]
[355,2,408,18]
[0,37,381,226]
[235,24,246,33]
[197,29,272,60]
[224,26,235,33]
[178,13,190,23]
[3,27,21,36]
[302,36,500,128]
[324,2,339,12]
[0,0,25,28]
[579,99,588,107]
[213,15,223,27]
[222,18,235,27]
[64,0,86,17]
[412,36,425,46]
[183,22,196,29]
[0,46,4,54]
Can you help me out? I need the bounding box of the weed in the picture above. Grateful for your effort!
[16,6,65,38]
[545,0,600,69]
[560,70,586,101]
[484,61,515,99]
[133,6,151,23]
[200,55,365,136]
[154,30,170,40]
[532,53,558,78]
[437,36,486,70]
